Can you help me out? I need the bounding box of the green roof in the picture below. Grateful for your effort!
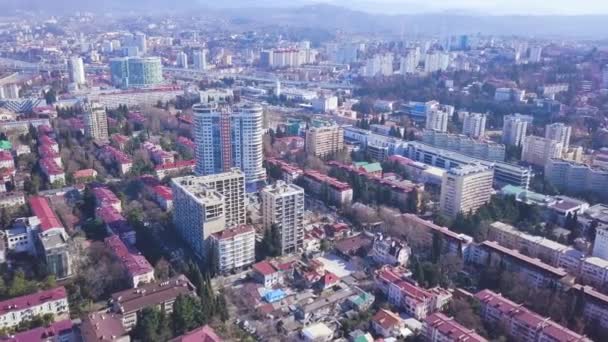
[354,162,383,173]
[0,140,11,150]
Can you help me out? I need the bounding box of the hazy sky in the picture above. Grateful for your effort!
[314,0,608,15]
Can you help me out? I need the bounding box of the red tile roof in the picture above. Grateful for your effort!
[253,261,277,276]
[170,325,222,342]
[211,225,254,240]
[0,287,67,316]
[3,319,73,341]
[28,196,63,232]
[40,158,64,175]
[92,187,121,207]
[373,309,402,330]
[304,169,352,191]
[155,159,195,171]
[0,151,12,161]
[152,185,173,200]
[105,235,153,277]
[425,313,487,342]
[73,169,97,179]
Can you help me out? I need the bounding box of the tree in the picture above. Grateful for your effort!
[154,258,172,280]
[171,295,198,336]
[44,89,57,105]
[133,308,166,342]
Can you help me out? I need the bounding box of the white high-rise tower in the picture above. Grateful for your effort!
[68,57,86,85]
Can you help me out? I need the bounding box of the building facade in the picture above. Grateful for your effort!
[439,164,494,218]
[545,122,572,150]
[502,114,532,146]
[261,181,305,255]
[193,103,266,186]
[305,124,344,158]
[83,100,109,141]
[522,136,563,167]
[462,112,487,138]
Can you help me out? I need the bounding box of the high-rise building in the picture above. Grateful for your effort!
[363,53,393,77]
[544,158,608,200]
[185,170,246,227]
[109,57,163,88]
[193,103,266,186]
[439,164,494,218]
[209,225,255,273]
[593,227,608,260]
[522,136,563,167]
[602,65,608,89]
[193,49,207,71]
[529,45,543,63]
[83,101,109,141]
[545,122,572,150]
[171,176,226,259]
[461,112,487,138]
[425,110,449,132]
[400,51,418,74]
[424,51,449,73]
[68,56,86,85]
[502,114,532,146]
[134,32,147,55]
[305,123,344,157]
[177,51,188,69]
[261,181,305,255]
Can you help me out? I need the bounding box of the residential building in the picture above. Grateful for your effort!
[372,309,405,338]
[110,275,196,331]
[0,287,69,330]
[261,181,305,255]
[398,213,473,256]
[424,313,487,342]
[403,141,532,189]
[529,45,543,63]
[252,260,284,288]
[0,191,25,210]
[593,226,608,260]
[424,51,450,73]
[570,284,608,329]
[522,136,563,167]
[305,123,344,158]
[209,225,255,273]
[83,100,109,141]
[544,158,608,200]
[422,130,505,161]
[468,241,571,289]
[109,57,163,88]
[425,110,449,132]
[171,176,226,259]
[105,235,154,288]
[579,257,608,290]
[300,169,353,208]
[475,289,590,342]
[176,51,188,69]
[488,221,583,273]
[193,103,266,186]
[545,123,572,150]
[462,112,487,138]
[193,49,207,71]
[363,53,394,77]
[169,325,221,342]
[370,234,411,266]
[375,266,452,320]
[2,319,74,341]
[439,164,494,218]
[502,114,532,146]
[81,312,130,342]
[174,170,245,226]
[68,56,86,85]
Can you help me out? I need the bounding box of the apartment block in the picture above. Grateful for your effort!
[300,169,353,208]
[83,100,109,141]
[305,124,344,157]
[261,181,305,255]
[425,110,449,132]
[210,225,256,273]
[545,158,608,200]
[423,130,505,161]
[468,241,571,289]
[579,257,608,290]
[0,287,69,330]
[475,290,590,342]
[110,275,196,331]
[522,136,563,167]
[439,164,494,218]
[424,313,487,342]
[375,266,452,320]
[545,122,572,150]
[461,112,487,138]
[502,114,532,146]
[171,176,226,259]
[397,213,473,257]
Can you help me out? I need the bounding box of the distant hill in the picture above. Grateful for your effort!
[2,1,608,38]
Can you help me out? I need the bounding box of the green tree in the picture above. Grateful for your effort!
[171,295,198,336]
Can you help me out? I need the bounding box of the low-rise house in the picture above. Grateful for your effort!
[169,325,221,342]
[252,261,283,288]
[0,287,69,330]
[0,191,25,209]
[154,160,195,179]
[0,319,74,342]
[423,313,487,342]
[81,312,130,342]
[475,289,591,342]
[370,233,411,266]
[110,274,196,331]
[372,309,405,338]
[105,235,154,288]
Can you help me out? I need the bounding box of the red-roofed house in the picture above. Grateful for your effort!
[169,325,222,342]
[474,289,590,342]
[375,265,452,320]
[105,235,154,288]
[154,160,195,178]
[0,151,14,169]
[372,309,405,338]
[92,187,122,212]
[424,313,487,342]
[28,196,64,234]
[252,261,283,288]
[0,287,69,330]
[1,319,74,342]
[39,158,65,185]
[318,271,340,290]
[73,168,98,183]
[301,169,353,207]
[149,185,173,211]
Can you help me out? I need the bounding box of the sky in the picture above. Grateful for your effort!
[310,0,608,15]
